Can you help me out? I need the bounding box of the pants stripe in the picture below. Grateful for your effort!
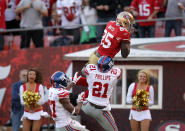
[103,111,118,131]
[65,125,80,131]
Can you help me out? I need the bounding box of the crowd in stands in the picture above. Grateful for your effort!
[0,0,185,51]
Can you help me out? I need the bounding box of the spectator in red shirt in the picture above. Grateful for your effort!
[0,0,7,51]
[130,0,160,38]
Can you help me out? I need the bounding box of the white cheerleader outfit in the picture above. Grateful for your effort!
[23,109,43,120]
[126,83,154,121]
[20,84,45,120]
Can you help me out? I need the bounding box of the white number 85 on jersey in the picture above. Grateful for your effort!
[100,29,114,48]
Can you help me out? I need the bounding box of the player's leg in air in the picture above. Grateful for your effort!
[82,102,118,131]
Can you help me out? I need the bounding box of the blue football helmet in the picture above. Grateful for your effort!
[97,56,114,73]
[50,71,70,88]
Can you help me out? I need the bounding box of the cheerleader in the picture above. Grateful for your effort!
[20,68,46,131]
[126,69,154,131]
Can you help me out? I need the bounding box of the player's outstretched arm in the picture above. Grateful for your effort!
[66,72,82,90]
[59,98,82,115]
[120,41,130,58]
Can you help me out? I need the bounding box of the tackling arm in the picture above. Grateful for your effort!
[120,41,130,58]
[59,98,82,115]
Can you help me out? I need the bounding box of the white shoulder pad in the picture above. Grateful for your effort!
[110,68,122,78]
[84,64,97,75]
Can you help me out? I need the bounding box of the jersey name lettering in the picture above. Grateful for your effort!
[95,74,111,81]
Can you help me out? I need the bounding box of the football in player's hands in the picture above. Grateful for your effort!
[72,72,81,84]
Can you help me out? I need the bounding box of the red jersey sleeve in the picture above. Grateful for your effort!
[76,77,88,87]
[84,90,89,98]
[119,28,131,42]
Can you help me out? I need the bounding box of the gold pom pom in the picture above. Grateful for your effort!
[22,91,41,108]
[133,89,149,110]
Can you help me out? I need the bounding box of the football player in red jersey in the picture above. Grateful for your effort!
[88,11,135,64]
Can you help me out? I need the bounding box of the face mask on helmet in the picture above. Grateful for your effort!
[116,11,135,31]
[50,71,71,88]
[97,56,114,73]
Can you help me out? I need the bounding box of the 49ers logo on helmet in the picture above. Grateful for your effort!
[123,15,130,20]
